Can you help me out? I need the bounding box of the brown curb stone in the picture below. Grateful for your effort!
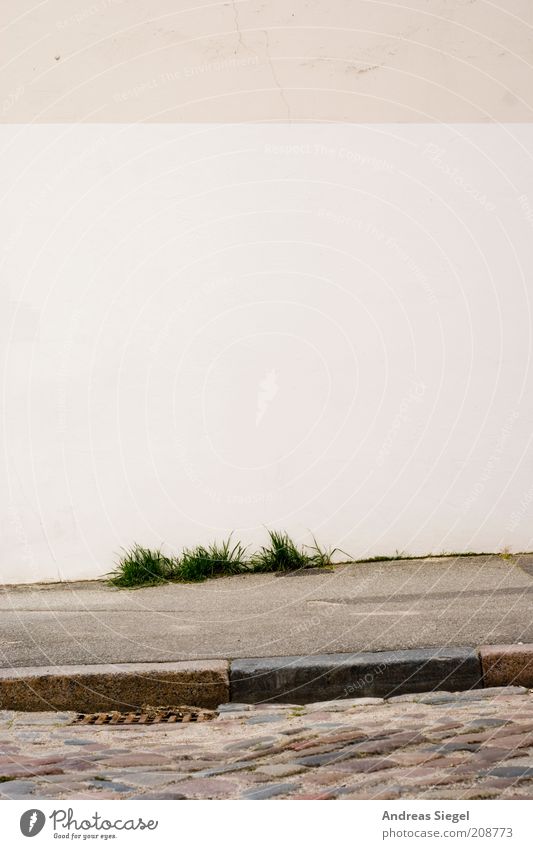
[480,645,533,688]
[0,661,229,712]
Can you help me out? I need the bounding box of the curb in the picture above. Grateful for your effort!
[479,644,533,689]
[0,661,229,712]
[230,647,482,704]
[0,645,531,712]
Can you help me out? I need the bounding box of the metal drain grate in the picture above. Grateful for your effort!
[71,707,217,726]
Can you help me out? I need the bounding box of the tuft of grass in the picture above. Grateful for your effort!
[176,537,248,583]
[305,534,351,568]
[108,544,174,587]
[250,530,314,573]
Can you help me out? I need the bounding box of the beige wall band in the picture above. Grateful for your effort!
[1,0,532,123]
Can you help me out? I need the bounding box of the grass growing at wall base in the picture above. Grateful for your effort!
[108,544,175,587]
[249,530,311,573]
[179,538,249,582]
[108,530,341,587]
[250,531,346,573]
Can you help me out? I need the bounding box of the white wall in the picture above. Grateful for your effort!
[2,0,532,123]
[1,122,533,583]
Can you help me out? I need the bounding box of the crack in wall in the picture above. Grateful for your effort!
[231,0,245,53]
[263,29,291,120]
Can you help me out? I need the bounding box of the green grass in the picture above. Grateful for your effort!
[109,530,339,587]
[250,530,318,573]
[176,537,249,582]
[108,544,174,587]
[304,534,350,568]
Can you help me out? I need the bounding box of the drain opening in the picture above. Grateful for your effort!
[71,706,217,725]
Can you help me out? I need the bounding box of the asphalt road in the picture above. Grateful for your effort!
[1,555,532,668]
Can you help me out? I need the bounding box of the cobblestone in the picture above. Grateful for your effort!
[0,688,532,799]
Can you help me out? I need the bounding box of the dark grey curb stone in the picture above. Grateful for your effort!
[230,647,482,704]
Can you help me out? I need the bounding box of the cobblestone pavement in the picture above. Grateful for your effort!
[1,687,533,800]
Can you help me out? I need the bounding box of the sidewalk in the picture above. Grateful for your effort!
[1,554,532,668]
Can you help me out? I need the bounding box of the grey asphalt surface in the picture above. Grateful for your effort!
[1,555,532,669]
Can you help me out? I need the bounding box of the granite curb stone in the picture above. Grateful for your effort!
[480,644,533,689]
[0,661,229,711]
[1,645,532,712]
